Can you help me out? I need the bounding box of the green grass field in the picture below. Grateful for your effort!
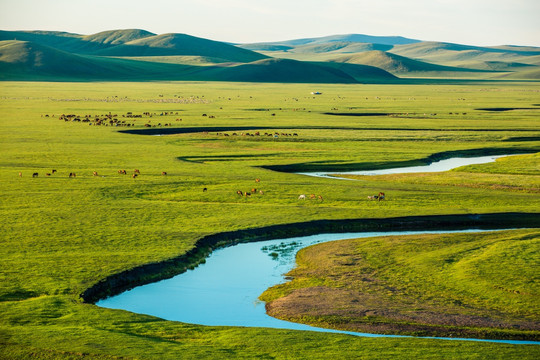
[261,230,539,339]
[1,81,539,359]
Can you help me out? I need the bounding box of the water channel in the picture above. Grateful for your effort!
[299,154,510,179]
[97,154,538,345]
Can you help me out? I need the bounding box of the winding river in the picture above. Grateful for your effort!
[299,154,511,178]
[97,154,538,345]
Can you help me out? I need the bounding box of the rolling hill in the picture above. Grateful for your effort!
[329,50,486,75]
[455,61,537,71]
[240,35,540,80]
[240,33,420,48]
[94,33,267,62]
[82,29,155,45]
[0,29,266,63]
[194,58,396,83]
[0,40,393,83]
[0,40,200,80]
[1,29,539,82]
[389,41,540,65]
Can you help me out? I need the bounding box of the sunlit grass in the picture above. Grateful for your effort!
[0,81,539,359]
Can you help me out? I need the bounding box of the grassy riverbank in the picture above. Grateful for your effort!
[261,229,540,340]
[1,81,539,359]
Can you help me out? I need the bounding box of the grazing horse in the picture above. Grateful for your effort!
[132,173,138,178]
[69,173,76,178]
[203,187,207,192]
[298,194,306,200]
[236,190,243,196]
[378,192,385,201]
[52,169,57,174]
[367,195,378,200]
[255,178,260,183]
[259,190,264,195]
[318,195,323,201]
[32,172,38,178]
[134,169,140,174]
[93,171,98,176]
[118,169,127,175]
[251,188,257,193]
[245,192,251,197]
[310,194,316,199]
[161,172,167,176]
[18,172,22,177]
[46,173,51,176]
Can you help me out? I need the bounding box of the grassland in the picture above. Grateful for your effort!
[261,230,539,339]
[0,81,539,359]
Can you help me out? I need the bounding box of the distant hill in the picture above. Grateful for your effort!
[242,36,540,79]
[455,61,537,71]
[288,42,393,54]
[389,41,540,65]
[0,29,266,63]
[494,67,540,80]
[95,33,267,62]
[240,34,420,48]
[0,40,391,83]
[1,29,539,82]
[318,61,398,82]
[329,51,484,75]
[0,40,199,80]
[82,29,155,45]
[193,58,358,83]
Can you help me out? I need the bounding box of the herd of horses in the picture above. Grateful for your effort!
[21,168,156,179]
[20,172,386,202]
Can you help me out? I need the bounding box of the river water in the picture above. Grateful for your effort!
[299,154,509,179]
[97,229,538,345]
[97,154,538,344]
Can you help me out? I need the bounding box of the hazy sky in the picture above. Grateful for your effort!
[1,0,539,46]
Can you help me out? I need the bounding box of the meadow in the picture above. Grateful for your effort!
[262,229,539,340]
[0,80,539,359]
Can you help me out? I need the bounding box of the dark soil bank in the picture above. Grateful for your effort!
[82,213,540,304]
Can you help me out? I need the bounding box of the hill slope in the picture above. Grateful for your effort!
[95,33,267,62]
[82,29,155,45]
[1,40,391,83]
[189,58,360,83]
[390,41,540,65]
[240,34,420,48]
[0,30,267,63]
[330,51,484,74]
[2,29,539,81]
[0,40,200,80]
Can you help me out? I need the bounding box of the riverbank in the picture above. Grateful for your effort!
[83,213,540,304]
[262,229,539,341]
[2,81,540,359]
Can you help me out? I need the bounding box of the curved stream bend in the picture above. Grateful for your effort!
[97,228,539,345]
[95,154,538,345]
[299,154,515,178]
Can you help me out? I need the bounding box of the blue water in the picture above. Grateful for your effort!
[299,154,513,179]
[97,229,539,345]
